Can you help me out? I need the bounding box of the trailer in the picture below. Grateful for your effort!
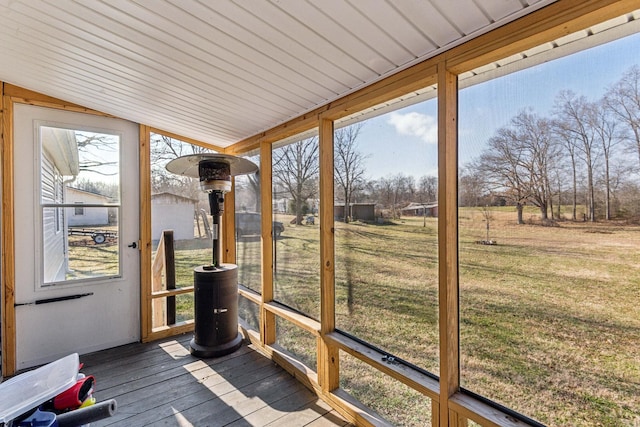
[68,227,117,244]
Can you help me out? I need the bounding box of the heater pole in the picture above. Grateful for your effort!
[208,190,224,268]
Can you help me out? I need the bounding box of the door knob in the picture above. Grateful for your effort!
[128,242,137,249]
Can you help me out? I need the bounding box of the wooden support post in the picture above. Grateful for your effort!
[259,141,275,345]
[437,63,460,426]
[223,177,236,264]
[1,84,17,376]
[139,125,153,342]
[319,117,339,391]
[431,400,440,427]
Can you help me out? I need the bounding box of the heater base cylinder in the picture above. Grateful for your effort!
[190,264,243,358]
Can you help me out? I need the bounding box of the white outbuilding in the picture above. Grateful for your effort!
[151,192,199,241]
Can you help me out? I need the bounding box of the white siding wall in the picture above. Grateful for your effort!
[67,190,110,226]
[41,155,66,283]
[67,205,107,227]
[152,195,196,241]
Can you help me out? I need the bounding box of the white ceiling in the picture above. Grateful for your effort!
[0,0,562,148]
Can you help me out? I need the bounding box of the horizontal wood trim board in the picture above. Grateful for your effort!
[225,110,324,154]
[329,388,395,427]
[446,0,640,73]
[264,301,321,336]
[238,284,261,305]
[239,319,319,391]
[5,84,112,116]
[325,332,440,402]
[239,320,386,427]
[148,126,225,152]
[228,64,437,153]
[321,64,437,122]
[448,393,539,427]
[151,286,194,299]
[146,320,194,342]
[237,285,321,335]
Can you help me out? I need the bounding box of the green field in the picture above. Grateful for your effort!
[160,207,639,426]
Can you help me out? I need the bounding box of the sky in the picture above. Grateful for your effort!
[356,30,640,181]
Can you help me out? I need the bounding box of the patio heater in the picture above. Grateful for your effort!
[166,153,258,357]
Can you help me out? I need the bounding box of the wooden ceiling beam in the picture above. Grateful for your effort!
[445,0,640,73]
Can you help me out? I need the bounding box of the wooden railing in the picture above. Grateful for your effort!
[238,284,441,426]
[151,230,193,331]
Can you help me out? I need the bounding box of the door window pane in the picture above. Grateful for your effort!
[39,126,120,285]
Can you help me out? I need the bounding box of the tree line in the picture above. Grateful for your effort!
[272,123,438,223]
[464,65,640,223]
[150,64,640,226]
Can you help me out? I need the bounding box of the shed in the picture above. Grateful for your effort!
[151,192,198,241]
[66,187,111,226]
[334,203,376,222]
[401,202,439,218]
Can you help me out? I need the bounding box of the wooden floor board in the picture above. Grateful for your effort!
[79,334,352,427]
[225,381,320,427]
[262,396,338,426]
[96,346,262,400]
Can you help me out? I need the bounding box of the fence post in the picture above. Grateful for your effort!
[163,230,176,325]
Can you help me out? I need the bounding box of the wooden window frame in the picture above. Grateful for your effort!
[2,2,636,425]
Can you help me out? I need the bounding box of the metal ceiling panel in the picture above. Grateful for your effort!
[432,0,490,36]
[391,0,460,49]
[0,0,560,147]
[474,0,524,22]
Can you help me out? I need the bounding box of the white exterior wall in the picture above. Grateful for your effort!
[66,188,110,226]
[41,155,66,283]
[68,206,109,226]
[152,194,196,241]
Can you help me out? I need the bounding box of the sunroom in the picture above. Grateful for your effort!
[1,1,639,426]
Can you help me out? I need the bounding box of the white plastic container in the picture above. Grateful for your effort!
[0,353,79,424]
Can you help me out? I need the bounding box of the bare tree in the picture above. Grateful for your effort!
[552,119,580,220]
[372,175,411,219]
[604,65,640,169]
[474,110,557,224]
[151,134,212,166]
[395,175,410,218]
[368,173,416,219]
[237,154,261,213]
[481,205,494,243]
[334,123,367,223]
[591,99,623,220]
[374,176,394,216]
[74,177,119,199]
[458,166,486,208]
[554,91,600,222]
[474,126,527,224]
[511,110,558,220]
[273,137,320,225]
[150,134,213,200]
[74,131,119,176]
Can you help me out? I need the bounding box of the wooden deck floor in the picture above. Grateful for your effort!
[80,333,351,427]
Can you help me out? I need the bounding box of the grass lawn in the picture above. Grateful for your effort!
[160,208,639,426]
[459,208,640,426]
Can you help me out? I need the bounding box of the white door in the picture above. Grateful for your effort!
[13,104,140,370]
